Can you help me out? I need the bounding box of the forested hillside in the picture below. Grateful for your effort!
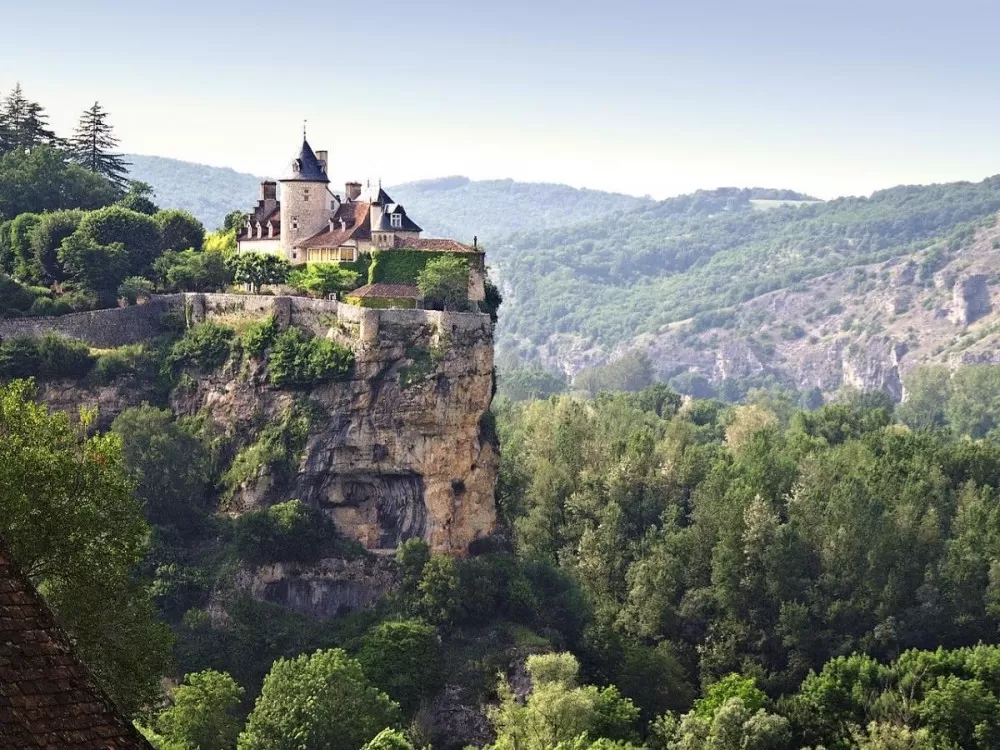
[126,158,656,240]
[126,155,263,230]
[387,176,654,241]
[493,177,1000,378]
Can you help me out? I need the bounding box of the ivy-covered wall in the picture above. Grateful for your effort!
[368,250,466,285]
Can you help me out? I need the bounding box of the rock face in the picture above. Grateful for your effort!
[175,304,498,556]
[951,274,991,325]
[235,558,399,619]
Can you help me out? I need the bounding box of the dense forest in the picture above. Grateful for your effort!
[11,349,1000,748]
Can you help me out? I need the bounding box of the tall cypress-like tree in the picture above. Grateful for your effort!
[70,101,130,190]
[0,83,60,154]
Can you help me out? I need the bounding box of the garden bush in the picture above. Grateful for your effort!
[268,328,353,388]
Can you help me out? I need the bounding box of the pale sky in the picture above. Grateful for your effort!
[3,0,1000,199]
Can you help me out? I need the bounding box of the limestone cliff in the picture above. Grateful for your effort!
[28,295,498,559]
[174,302,498,555]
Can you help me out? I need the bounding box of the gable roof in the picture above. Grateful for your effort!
[374,204,423,233]
[281,139,330,183]
[297,201,372,248]
[347,283,420,299]
[0,536,152,749]
[393,237,480,254]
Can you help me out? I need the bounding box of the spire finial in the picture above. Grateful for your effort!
[303,119,307,141]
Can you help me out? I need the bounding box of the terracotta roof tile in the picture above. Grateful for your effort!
[0,536,151,749]
[297,202,372,248]
[348,283,419,299]
[393,237,480,253]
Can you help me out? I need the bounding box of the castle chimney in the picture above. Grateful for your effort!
[345,181,362,201]
[261,180,277,201]
[315,150,328,174]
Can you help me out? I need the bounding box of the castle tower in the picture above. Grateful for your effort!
[279,138,331,259]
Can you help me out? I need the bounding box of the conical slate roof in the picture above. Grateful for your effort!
[281,139,329,183]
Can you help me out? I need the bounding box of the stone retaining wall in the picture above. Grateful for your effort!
[0,295,183,348]
[0,293,490,349]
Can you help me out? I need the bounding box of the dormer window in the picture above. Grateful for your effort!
[292,159,302,173]
[390,213,402,229]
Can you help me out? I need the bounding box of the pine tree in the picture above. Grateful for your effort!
[0,84,59,153]
[70,101,130,190]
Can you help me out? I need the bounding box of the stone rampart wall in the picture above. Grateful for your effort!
[0,296,183,348]
[0,293,490,349]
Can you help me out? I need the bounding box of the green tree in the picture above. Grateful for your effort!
[0,379,172,714]
[155,209,205,253]
[0,146,118,219]
[118,276,156,304]
[287,262,360,297]
[357,619,444,714]
[897,365,952,430]
[118,181,160,215]
[486,653,640,750]
[28,209,84,282]
[238,648,401,750]
[69,101,130,190]
[362,729,415,750]
[74,204,162,277]
[154,247,232,292]
[0,83,59,152]
[155,670,245,750]
[111,405,213,536]
[417,254,469,308]
[228,252,290,293]
[658,697,790,750]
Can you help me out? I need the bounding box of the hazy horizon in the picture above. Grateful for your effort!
[4,0,1000,201]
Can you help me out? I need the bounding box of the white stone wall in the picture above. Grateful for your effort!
[237,239,284,255]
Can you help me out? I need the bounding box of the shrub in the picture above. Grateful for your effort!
[233,500,338,567]
[238,315,280,359]
[268,328,353,388]
[0,334,94,380]
[169,322,234,371]
[117,276,155,304]
[35,333,94,379]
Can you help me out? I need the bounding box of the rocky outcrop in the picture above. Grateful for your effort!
[235,557,398,619]
[176,309,498,556]
[950,274,991,325]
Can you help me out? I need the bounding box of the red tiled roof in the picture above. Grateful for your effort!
[393,237,480,253]
[347,283,420,299]
[0,536,152,749]
[297,202,372,248]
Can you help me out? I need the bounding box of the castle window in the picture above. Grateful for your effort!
[291,217,299,231]
[303,188,310,202]
[390,213,402,229]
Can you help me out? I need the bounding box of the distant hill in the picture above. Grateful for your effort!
[387,176,653,241]
[125,157,655,239]
[490,177,1000,398]
[126,155,263,230]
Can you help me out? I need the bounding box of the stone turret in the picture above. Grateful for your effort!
[279,139,332,256]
